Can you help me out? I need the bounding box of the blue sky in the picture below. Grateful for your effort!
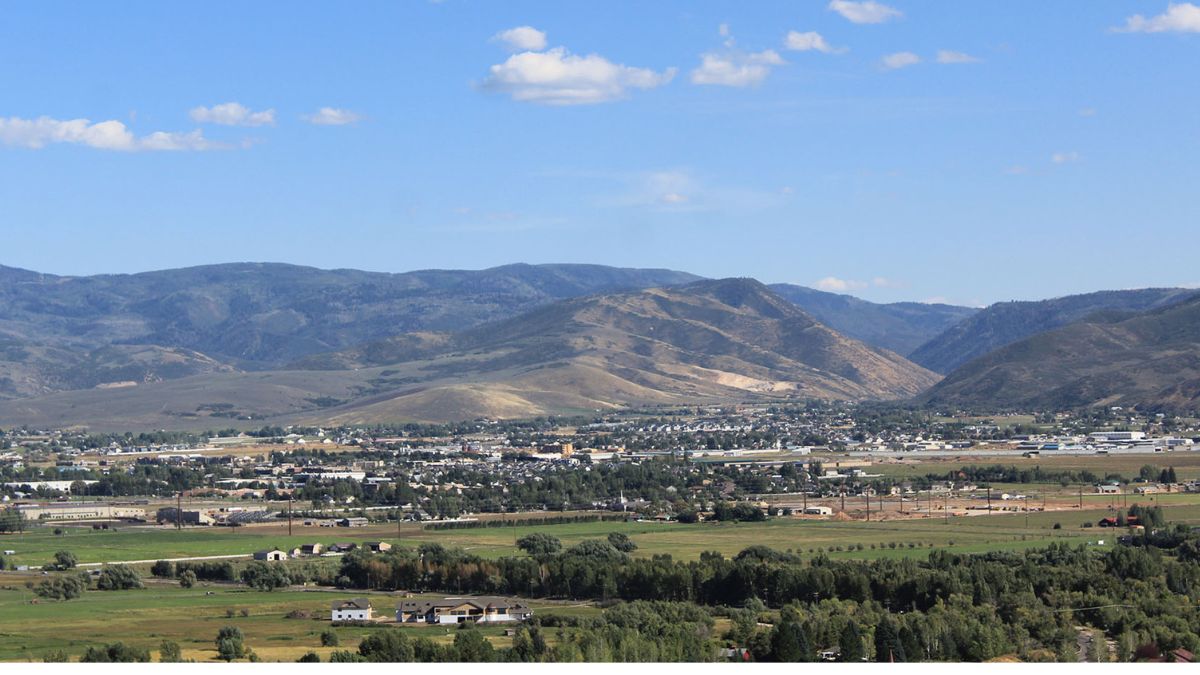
[1,1,1198,306]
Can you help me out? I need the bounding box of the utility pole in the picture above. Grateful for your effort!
[176,492,182,530]
[987,487,992,513]
[865,492,870,522]
[1078,486,1083,509]
[288,492,293,537]
[803,490,807,514]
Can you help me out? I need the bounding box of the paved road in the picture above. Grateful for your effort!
[77,553,251,568]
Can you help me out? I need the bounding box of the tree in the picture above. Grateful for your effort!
[516,533,562,558]
[215,626,246,661]
[1088,634,1108,663]
[159,640,183,663]
[838,621,865,662]
[453,628,496,662]
[297,652,321,662]
[0,508,28,533]
[770,621,813,662]
[179,570,197,589]
[320,629,340,647]
[79,642,151,662]
[96,565,142,590]
[358,630,414,662]
[873,618,905,662]
[151,560,174,578]
[607,532,638,553]
[239,561,291,591]
[50,550,77,571]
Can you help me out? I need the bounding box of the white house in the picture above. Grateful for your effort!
[803,506,833,516]
[396,598,532,625]
[252,549,288,561]
[331,598,373,622]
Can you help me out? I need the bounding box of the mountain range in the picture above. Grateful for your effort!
[0,260,1197,429]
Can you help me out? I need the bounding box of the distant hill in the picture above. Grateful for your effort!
[768,284,976,356]
[0,262,699,398]
[921,295,1200,411]
[909,288,1198,374]
[0,278,939,430]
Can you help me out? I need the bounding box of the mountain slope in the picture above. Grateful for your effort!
[909,288,1197,374]
[304,278,941,423]
[921,295,1200,411]
[0,262,699,397]
[768,284,977,356]
[0,278,939,430]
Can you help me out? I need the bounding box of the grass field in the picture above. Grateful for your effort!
[0,581,596,662]
[5,482,1200,661]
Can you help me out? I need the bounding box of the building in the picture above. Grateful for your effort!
[156,508,214,526]
[337,517,369,527]
[396,597,533,625]
[1095,484,1121,494]
[803,506,833,516]
[365,541,392,552]
[253,549,288,561]
[299,543,323,556]
[328,542,358,553]
[17,502,145,522]
[331,598,373,622]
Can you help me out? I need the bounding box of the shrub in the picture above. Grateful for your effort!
[320,629,340,647]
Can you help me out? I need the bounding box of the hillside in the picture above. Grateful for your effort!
[0,262,699,398]
[768,284,976,356]
[909,288,1197,374]
[0,278,939,430]
[921,295,1200,411]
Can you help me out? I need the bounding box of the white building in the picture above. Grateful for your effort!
[331,598,373,622]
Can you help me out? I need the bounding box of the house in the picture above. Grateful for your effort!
[337,517,369,527]
[1095,484,1121,494]
[396,597,533,624]
[299,543,323,556]
[328,542,358,553]
[253,549,288,561]
[804,506,833,516]
[365,541,392,552]
[331,598,373,622]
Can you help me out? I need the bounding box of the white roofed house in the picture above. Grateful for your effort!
[253,549,288,561]
[396,597,533,625]
[332,598,373,622]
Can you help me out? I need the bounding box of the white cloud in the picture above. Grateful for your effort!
[936,50,980,64]
[881,51,921,70]
[189,102,275,127]
[482,47,676,105]
[1052,151,1080,164]
[828,0,903,24]
[784,31,846,54]
[815,276,869,292]
[719,23,730,37]
[690,49,785,87]
[0,116,221,151]
[1114,2,1200,33]
[303,107,362,125]
[492,26,548,51]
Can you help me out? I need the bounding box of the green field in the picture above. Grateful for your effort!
[0,581,596,662]
[6,495,1200,661]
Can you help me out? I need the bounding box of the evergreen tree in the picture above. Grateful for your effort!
[838,621,865,662]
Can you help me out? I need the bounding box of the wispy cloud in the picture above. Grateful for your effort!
[189,102,275,127]
[784,31,847,54]
[936,50,980,64]
[303,107,362,125]
[1052,151,1081,164]
[881,51,921,70]
[828,0,903,24]
[0,116,222,152]
[813,276,901,292]
[691,49,785,87]
[481,46,675,105]
[492,26,548,51]
[1113,2,1200,33]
